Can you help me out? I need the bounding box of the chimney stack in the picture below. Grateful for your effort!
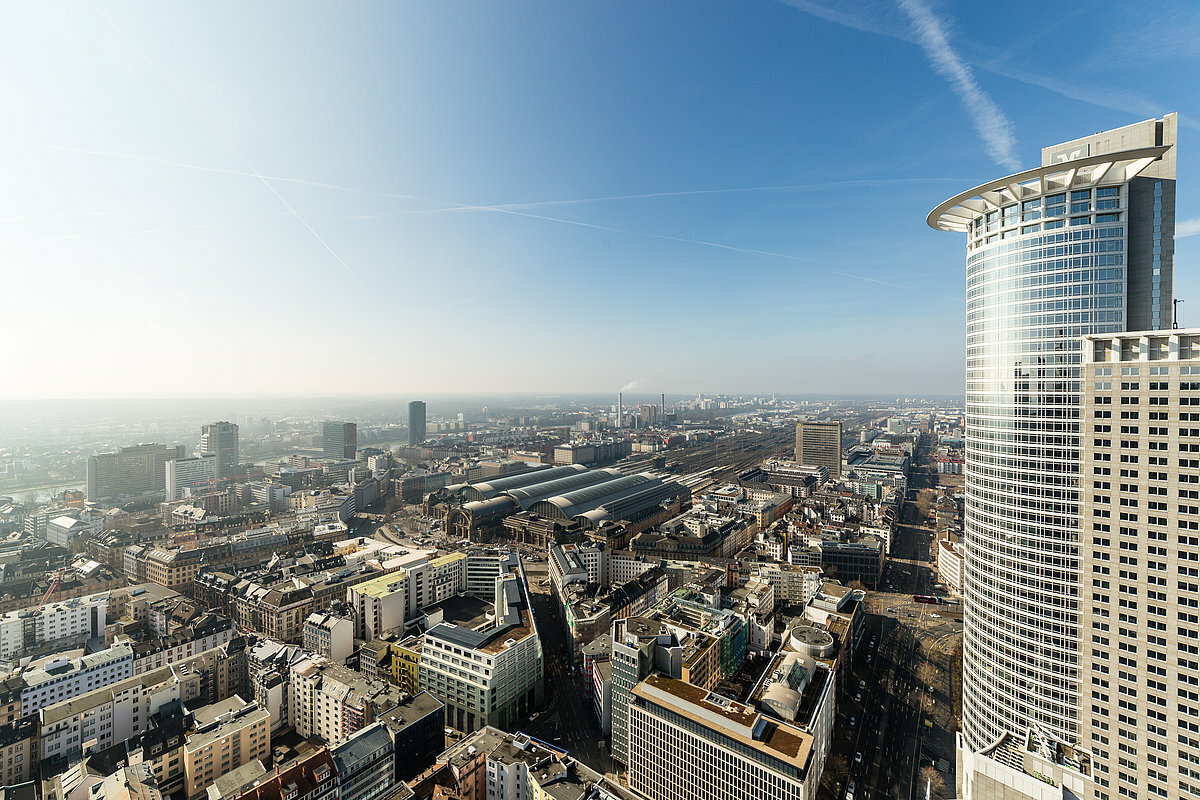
[618,393,623,429]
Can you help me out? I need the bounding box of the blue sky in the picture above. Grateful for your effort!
[1,0,1197,399]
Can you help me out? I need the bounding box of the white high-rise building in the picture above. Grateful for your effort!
[165,454,218,501]
[929,115,1178,799]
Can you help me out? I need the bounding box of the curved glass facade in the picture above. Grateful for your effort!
[961,190,1127,750]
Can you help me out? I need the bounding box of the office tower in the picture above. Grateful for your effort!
[794,420,842,478]
[929,115,1176,796]
[322,421,357,461]
[165,454,218,501]
[199,421,239,479]
[408,401,426,446]
[86,443,186,501]
[627,674,825,800]
[1077,330,1200,800]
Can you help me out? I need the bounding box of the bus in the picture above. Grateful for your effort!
[913,595,940,605]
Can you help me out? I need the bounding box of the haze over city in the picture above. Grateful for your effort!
[4,1,1197,398]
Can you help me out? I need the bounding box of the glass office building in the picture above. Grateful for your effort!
[928,115,1176,771]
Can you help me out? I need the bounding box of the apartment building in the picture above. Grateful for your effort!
[302,611,354,665]
[206,747,337,800]
[230,579,317,643]
[755,563,824,606]
[0,717,36,787]
[182,696,270,800]
[20,643,134,715]
[37,644,242,764]
[247,639,308,736]
[40,660,202,762]
[438,726,639,800]
[0,591,108,659]
[289,655,403,746]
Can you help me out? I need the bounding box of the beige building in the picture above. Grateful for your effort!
[1078,329,1200,800]
[289,654,402,746]
[182,696,270,800]
[794,420,842,478]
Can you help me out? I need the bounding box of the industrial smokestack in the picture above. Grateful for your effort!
[618,393,623,429]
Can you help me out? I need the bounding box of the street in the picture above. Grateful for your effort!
[823,490,960,800]
[522,561,614,775]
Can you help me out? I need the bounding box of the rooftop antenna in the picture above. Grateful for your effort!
[1175,298,1185,329]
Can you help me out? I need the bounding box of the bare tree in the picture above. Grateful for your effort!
[921,766,947,799]
[822,753,849,792]
[917,661,941,691]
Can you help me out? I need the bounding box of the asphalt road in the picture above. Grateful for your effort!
[827,497,960,800]
[523,567,614,776]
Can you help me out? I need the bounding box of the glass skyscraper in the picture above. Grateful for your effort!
[928,115,1177,789]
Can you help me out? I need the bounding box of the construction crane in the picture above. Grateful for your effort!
[37,568,65,609]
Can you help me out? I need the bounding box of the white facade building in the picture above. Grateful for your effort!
[21,643,134,715]
[628,673,823,800]
[419,570,543,733]
[165,455,219,501]
[0,592,109,659]
[303,612,354,665]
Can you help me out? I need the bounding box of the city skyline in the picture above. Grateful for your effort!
[3,2,1197,399]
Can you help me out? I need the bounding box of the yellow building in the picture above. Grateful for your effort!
[393,636,423,694]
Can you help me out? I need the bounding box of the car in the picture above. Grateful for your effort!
[849,716,857,727]
[859,679,866,689]
[846,781,856,800]
[855,692,862,702]
[931,613,942,619]
[854,751,863,766]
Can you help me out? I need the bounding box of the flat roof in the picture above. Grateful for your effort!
[633,673,812,769]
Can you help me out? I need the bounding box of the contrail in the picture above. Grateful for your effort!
[413,177,969,214]
[87,1,359,276]
[0,139,442,207]
[0,211,122,224]
[778,0,1195,132]
[2,137,964,214]
[897,0,1019,171]
[445,200,965,303]
[3,136,963,300]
